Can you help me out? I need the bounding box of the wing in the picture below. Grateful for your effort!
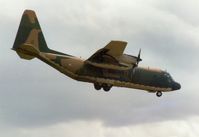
[103,41,127,57]
[86,41,142,70]
[87,41,127,63]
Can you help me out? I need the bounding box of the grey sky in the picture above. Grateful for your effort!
[0,0,199,136]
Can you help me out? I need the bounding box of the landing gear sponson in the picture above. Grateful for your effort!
[94,83,163,97]
[94,83,162,97]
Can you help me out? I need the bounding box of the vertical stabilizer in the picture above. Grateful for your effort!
[12,10,49,59]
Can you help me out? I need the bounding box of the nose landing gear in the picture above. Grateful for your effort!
[156,91,162,97]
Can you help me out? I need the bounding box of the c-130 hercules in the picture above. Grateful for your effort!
[12,10,181,97]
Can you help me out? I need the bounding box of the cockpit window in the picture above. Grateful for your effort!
[164,72,174,81]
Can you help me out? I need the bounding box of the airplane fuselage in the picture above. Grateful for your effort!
[39,52,181,96]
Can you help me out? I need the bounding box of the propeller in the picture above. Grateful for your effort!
[136,49,142,66]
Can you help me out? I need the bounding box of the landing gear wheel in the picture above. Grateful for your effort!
[103,86,111,92]
[94,83,101,90]
[156,91,162,97]
[102,84,112,92]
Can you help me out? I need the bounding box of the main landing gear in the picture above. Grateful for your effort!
[156,91,162,97]
[94,83,112,92]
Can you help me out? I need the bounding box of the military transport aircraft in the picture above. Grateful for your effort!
[12,10,181,97]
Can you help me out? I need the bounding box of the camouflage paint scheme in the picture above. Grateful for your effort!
[12,10,181,97]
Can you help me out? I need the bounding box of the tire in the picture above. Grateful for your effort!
[156,91,162,97]
[102,84,112,92]
[94,83,101,90]
[103,86,110,92]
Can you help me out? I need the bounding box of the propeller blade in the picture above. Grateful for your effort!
[136,49,141,65]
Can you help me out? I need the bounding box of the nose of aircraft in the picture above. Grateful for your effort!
[172,82,181,90]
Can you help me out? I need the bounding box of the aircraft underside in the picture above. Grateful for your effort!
[71,70,172,97]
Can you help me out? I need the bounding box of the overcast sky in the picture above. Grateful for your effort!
[0,0,199,137]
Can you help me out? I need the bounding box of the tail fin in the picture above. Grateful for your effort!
[12,10,50,60]
[12,10,67,60]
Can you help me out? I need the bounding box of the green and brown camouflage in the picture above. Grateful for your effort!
[12,10,181,97]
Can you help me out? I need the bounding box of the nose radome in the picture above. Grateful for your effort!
[176,82,181,90]
[173,82,181,90]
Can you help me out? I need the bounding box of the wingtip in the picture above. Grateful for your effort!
[111,40,128,44]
